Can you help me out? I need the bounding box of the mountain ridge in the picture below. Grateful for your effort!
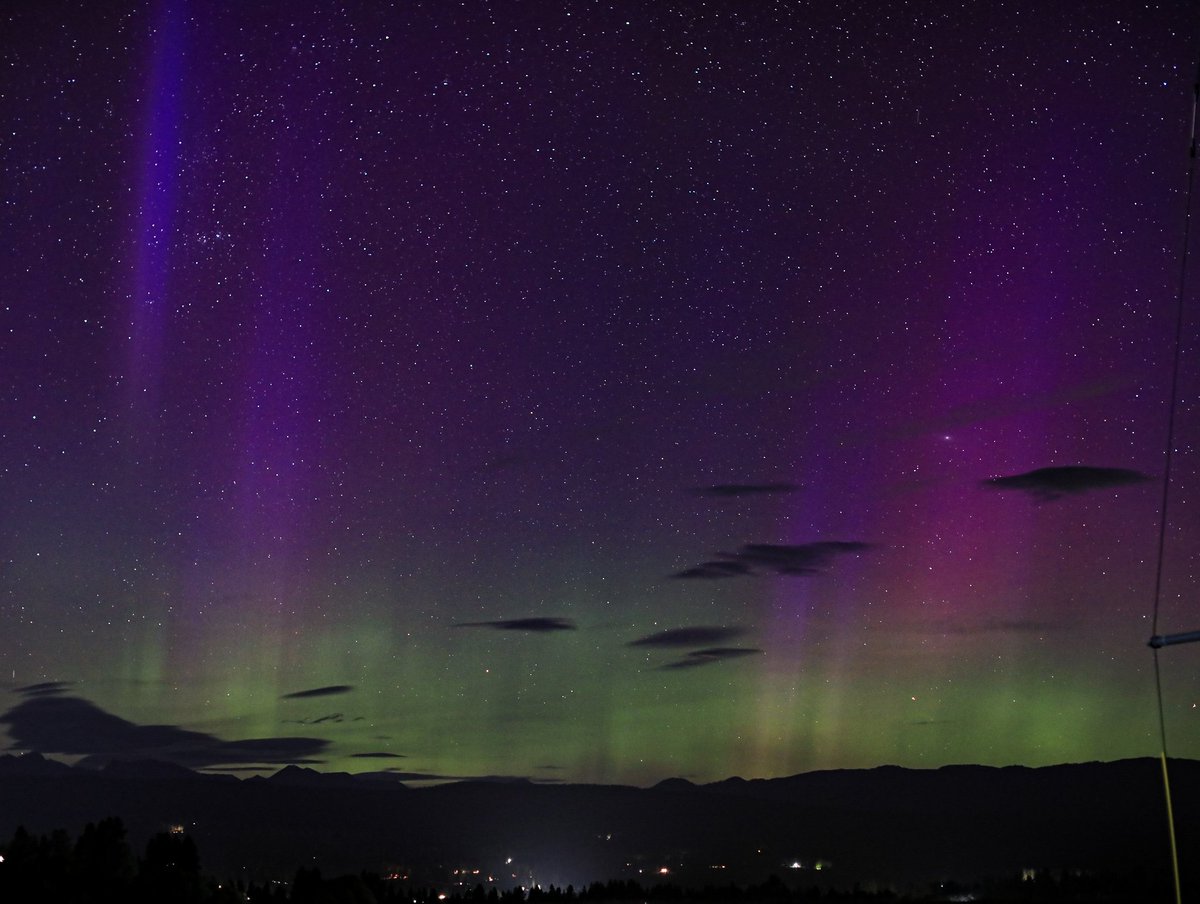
[0,754,1195,890]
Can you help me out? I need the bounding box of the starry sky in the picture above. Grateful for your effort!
[2,0,1200,786]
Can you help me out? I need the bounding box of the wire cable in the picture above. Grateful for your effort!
[1148,63,1200,904]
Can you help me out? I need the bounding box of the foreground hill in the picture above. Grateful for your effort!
[0,755,1195,891]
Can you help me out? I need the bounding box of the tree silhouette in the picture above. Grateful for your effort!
[72,817,136,903]
[137,830,204,904]
[0,825,73,900]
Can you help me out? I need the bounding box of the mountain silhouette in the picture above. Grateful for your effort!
[0,754,1195,891]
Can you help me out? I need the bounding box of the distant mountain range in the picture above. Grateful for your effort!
[1,755,1196,892]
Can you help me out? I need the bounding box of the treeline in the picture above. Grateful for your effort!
[0,817,222,903]
[0,820,1172,903]
[0,820,900,904]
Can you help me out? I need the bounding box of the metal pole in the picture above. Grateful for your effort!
[1148,630,1200,649]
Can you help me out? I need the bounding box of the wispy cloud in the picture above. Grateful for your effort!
[283,712,346,725]
[372,769,554,784]
[453,617,576,632]
[377,769,457,780]
[660,647,763,670]
[628,626,747,648]
[14,681,74,697]
[672,560,753,579]
[734,541,871,574]
[690,482,799,498]
[350,751,406,759]
[674,541,870,579]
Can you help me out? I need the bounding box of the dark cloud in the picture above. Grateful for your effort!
[671,560,753,579]
[734,541,871,574]
[378,769,457,780]
[661,647,764,670]
[690,482,799,497]
[982,465,1150,501]
[0,695,328,768]
[628,626,747,648]
[182,737,327,765]
[675,541,870,579]
[280,685,354,700]
[453,617,576,632]
[350,751,406,758]
[14,681,73,697]
[198,765,281,773]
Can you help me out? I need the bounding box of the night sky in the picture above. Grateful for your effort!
[3,0,1200,786]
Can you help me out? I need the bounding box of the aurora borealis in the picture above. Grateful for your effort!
[3,0,1200,786]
